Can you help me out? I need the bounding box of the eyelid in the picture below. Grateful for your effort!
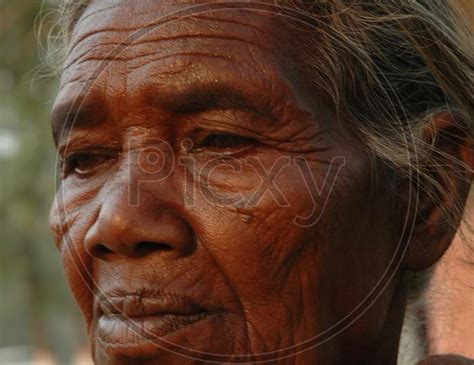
[60,148,119,178]
[185,108,272,136]
[198,132,256,146]
[56,128,120,153]
[187,131,259,157]
[58,139,121,156]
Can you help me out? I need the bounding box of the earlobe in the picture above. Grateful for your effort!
[402,113,473,271]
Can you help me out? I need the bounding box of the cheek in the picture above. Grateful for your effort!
[184,153,333,303]
[179,152,359,352]
[187,144,399,337]
[60,237,94,331]
[50,180,101,330]
[184,152,327,222]
[311,161,402,346]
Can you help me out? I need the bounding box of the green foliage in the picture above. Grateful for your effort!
[0,1,86,363]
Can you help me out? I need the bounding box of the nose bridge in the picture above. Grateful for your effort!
[125,137,176,207]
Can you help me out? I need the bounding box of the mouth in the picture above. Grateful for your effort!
[96,291,214,356]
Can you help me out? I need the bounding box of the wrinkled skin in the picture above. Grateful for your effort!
[49,1,472,364]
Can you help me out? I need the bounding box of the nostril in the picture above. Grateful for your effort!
[135,241,172,257]
[90,244,113,259]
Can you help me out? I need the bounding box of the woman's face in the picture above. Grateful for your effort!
[50,1,407,364]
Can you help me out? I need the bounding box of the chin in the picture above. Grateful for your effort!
[90,311,249,364]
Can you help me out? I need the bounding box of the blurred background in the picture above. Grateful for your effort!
[0,1,90,364]
[0,1,471,364]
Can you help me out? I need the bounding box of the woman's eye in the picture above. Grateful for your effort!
[62,151,113,177]
[198,133,256,150]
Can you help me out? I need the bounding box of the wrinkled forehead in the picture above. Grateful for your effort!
[58,0,310,117]
[78,0,284,29]
[66,0,292,66]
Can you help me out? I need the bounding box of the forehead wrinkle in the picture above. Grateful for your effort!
[66,32,272,71]
[189,13,271,36]
[68,1,287,69]
[128,61,293,124]
[68,0,170,47]
[122,33,271,51]
[71,3,118,32]
[66,28,136,70]
[58,72,93,92]
[124,40,276,91]
[53,60,126,145]
[126,52,233,74]
[83,0,279,29]
[66,6,280,71]
[68,3,183,59]
[59,2,312,133]
[63,14,284,97]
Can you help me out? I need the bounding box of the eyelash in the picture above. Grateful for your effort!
[60,133,256,177]
[195,132,257,151]
[62,151,115,177]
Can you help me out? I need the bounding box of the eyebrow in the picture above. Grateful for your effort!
[51,98,107,146]
[143,81,276,120]
[51,81,279,146]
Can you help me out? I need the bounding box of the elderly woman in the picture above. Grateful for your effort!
[48,1,473,364]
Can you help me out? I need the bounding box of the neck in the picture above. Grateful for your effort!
[368,277,408,365]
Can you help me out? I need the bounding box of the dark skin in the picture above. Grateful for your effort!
[49,1,473,364]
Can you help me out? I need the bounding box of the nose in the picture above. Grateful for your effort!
[84,187,195,260]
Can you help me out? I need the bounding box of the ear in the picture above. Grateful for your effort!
[402,112,473,271]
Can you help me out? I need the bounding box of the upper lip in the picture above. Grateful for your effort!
[98,291,206,318]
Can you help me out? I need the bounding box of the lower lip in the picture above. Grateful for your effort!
[97,311,210,354]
